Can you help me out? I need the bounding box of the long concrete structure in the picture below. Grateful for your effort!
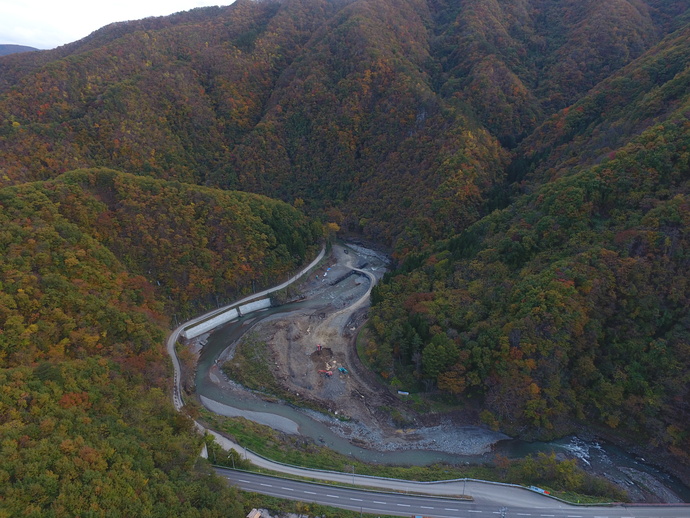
[238,298,271,316]
[168,245,327,412]
[181,307,240,340]
[179,248,327,341]
[181,296,273,340]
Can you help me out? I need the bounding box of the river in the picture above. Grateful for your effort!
[192,244,690,503]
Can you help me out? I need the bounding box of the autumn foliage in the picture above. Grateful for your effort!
[1,0,690,510]
[0,169,318,514]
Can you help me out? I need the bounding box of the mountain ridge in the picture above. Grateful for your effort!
[0,44,39,56]
[2,0,682,247]
[1,0,689,508]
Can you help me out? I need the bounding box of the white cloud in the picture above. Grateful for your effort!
[0,0,228,49]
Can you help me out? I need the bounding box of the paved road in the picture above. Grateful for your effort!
[167,245,690,516]
[166,246,326,411]
[219,469,690,518]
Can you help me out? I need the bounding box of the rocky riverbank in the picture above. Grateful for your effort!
[195,242,688,503]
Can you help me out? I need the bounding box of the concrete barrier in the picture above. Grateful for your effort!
[181,297,272,340]
[182,307,239,340]
[238,298,271,315]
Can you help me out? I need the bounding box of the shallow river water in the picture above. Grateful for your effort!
[193,246,690,502]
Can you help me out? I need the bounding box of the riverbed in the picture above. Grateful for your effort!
[191,243,690,503]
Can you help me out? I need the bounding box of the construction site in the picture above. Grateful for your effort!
[195,243,505,457]
[185,243,690,502]
[217,243,413,440]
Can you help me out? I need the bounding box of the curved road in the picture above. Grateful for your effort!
[218,469,689,518]
[167,245,326,412]
[166,245,690,516]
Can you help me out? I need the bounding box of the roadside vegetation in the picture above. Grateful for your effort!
[243,493,402,518]
[201,412,628,504]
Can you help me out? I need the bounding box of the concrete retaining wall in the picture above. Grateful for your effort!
[181,297,272,340]
[182,307,239,340]
[238,298,271,315]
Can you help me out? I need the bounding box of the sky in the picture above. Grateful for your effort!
[1,0,229,50]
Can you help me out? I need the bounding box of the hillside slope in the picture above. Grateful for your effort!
[0,0,689,496]
[0,169,319,515]
[1,0,681,246]
[368,28,690,473]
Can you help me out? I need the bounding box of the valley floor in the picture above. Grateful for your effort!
[192,243,687,503]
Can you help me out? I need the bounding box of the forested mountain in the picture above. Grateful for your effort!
[0,44,38,56]
[1,0,689,509]
[3,0,684,245]
[0,169,319,515]
[368,102,690,451]
[366,9,690,472]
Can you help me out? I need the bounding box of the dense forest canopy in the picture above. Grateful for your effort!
[4,0,684,245]
[1,0,690,511]
[0,169,319,515]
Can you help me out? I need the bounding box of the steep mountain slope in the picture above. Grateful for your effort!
[368,24,690,473]
[1,0,689,500]
[0,168,319,367]
[1,0,678,247]
[0,169,318,514]
[512,23,690,184]
[0,0,338,184]
[429,0,663,143]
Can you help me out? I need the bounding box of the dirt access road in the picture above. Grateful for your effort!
[218,243,500,453]
[241,244,404,440]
